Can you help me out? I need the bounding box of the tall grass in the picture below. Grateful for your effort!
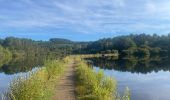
[6,57,72,100]
[4,56,130,100]
[74,57,130,100]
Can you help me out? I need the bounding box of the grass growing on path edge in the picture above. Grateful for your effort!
[74,57,130,100]
[5,57,72,100]
[4,56,130,100]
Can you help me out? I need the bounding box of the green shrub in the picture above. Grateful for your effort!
[6,57,72,100]
[75,58,117,100]
[75,56,131,100]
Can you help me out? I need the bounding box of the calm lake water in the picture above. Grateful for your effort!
[87,56,170,100]
[1,56,170,100]
[0,57,43,99]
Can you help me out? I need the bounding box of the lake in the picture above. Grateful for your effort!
[87,56,170,100]
[0,57,44,99]
[1,56,170,100]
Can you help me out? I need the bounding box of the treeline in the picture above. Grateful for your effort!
[0,33,170,60]
[0,37,86,60]
[39,38,88,58]
[80,34,170,57]
[1,37,50,59]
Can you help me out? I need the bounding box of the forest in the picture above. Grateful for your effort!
[0,33,170,60]
[0,33,170,100]
[81,34,170,57]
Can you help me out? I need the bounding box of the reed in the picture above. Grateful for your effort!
[74,57,130,100]
[75,57,116,100]
[6,57,71,100]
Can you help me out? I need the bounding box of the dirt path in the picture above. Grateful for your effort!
[53,61,76,100]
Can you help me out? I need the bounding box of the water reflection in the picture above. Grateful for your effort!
[0,56,44,99]
[87,56,170,74]
[0,57,44,75]
[87,56,170,100]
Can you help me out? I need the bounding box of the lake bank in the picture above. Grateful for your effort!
[4,57,71,100]
[88,56,170,100]
[2,56,130,100]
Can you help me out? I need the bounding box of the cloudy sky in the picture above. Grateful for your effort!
[0,0,170,41]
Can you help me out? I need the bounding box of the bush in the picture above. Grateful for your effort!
[75,57,117,100]
[6,57,72,100]
[75,57,131,100]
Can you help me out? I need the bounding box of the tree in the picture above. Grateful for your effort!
[113,37,137,52]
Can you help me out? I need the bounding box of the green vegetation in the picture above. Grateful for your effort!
[0,37,88,59]
[3,56,131,100]
[87,56,170,74]
[0,56,45,74]
[80,34,170,56]
[79,53,118,59]
[0,34,170,59]
[6,57,71,100]
[75,57,116,100]
[0,45,12,67]
[0,34,170,100]
[74,57,130,100]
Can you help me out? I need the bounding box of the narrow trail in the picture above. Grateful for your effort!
[53,61,76,100]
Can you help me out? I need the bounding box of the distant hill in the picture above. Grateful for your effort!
[49,38,73,44]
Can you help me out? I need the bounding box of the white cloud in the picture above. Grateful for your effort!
[145,2,157,14]
[0,0,170,35]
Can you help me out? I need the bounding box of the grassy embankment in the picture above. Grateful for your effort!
[74,56,130,100]
[5,57,72,100]
[5,56,130,100]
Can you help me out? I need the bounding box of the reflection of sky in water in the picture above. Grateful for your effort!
[0,68,39,99]
[94,67,170,100]
[0,73,14,93]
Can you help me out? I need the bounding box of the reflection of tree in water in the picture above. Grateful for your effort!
[87,56,170,74]
[0,56,44,75]
[0,57,11,68]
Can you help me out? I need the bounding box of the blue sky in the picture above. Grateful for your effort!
[0,0,170,41]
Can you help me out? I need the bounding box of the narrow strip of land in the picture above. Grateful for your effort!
[53,61,76,100]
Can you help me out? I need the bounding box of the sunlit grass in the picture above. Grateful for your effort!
[74,56,130,100]
[75,57,116,100]
[4,56,130,100]
[6,57,72,100]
